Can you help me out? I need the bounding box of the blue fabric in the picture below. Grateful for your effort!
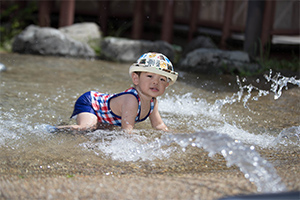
[71,91,96,118]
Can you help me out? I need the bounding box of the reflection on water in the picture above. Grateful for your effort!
[0,53,299,194]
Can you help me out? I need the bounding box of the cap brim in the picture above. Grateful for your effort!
[129,65,178,85]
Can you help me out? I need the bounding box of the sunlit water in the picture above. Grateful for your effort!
[0,53,299,193]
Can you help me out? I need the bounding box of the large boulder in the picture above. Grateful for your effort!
[59,22,101,50]
[183,36,217,56]
[179,48,260,74]
[101,37,175,62]
[12,25,95,58]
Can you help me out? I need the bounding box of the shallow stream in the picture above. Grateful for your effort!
[0,53,299,196]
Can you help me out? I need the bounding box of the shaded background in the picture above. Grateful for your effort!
[1,0,299,59]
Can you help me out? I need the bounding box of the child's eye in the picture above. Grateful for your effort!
[160,78,167,82]
[147,75,153,78]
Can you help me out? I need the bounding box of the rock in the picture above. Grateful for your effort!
[12,25,95,58]
[59,22,101,50]
[183,36,217,56]
[100,37,175,62]
[179,48,260,74]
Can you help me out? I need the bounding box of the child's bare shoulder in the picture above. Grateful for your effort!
[121,93,137,101]
[110,93,138,116]
[111,93,138,106]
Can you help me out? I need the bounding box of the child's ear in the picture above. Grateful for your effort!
[131,73,139,85]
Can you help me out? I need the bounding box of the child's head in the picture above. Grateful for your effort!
[129,52,178,85]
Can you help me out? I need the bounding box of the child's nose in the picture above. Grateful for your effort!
[152,78,159,84]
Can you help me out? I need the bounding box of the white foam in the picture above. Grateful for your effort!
[80,130,175,162]
[159,93,223,120]
[205,123,277,148]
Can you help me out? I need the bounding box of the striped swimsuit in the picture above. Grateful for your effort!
[71,87,155,126]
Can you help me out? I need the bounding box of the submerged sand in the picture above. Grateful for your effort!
[0,163,299,200]
[0,135,299,200]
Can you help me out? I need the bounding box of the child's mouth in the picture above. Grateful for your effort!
[150,87,159,92]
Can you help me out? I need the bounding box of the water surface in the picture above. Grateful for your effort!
[0,53,299,196]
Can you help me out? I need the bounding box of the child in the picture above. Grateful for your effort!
[52,52,178,134]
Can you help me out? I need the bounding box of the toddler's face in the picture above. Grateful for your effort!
[135,72,169,98]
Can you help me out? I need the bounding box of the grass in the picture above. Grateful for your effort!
[260,57,299,73]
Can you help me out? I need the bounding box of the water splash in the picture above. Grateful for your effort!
[264,69,300,100]
[274,126,300,147]
[80,130,176,162]
[212,76,270,111]
[160,131,287,193]
[82,130,287,193]
[213,70,300,110]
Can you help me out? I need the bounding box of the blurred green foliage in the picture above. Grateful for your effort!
[0,1,38,51]
[257,41,299,75]
[259,56,299,74]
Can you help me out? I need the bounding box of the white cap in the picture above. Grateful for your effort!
[129,52,178,85]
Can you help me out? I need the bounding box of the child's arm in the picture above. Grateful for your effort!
[149,100,169,131]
